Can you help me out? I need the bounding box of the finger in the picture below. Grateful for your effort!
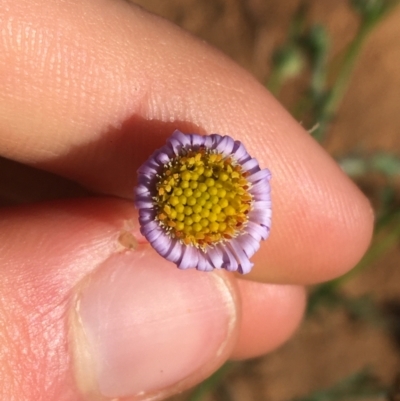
[0,199,237,400]
[0,198,302,400]
[231,281,306,359]
[0,0,373,284]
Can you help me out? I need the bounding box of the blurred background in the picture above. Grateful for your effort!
[125,0,400,400]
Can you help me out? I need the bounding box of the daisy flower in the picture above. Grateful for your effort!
[134,130,271,274]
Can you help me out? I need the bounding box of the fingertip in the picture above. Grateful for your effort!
[231,280,306,360]
[72,252,239,399]
[248,126,375,284]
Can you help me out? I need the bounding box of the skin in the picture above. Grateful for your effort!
[0,0,373,400]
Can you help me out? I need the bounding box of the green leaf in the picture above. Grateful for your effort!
[371,153,400,177]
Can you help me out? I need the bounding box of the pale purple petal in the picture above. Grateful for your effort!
[139,208,155,218]
[232,141,250,163]
[203,135,214,148]
[139,213,154,225]
[252,190,271,201]
[250,179,271,194]
[237,260,253,275]
[135,199,154,209]
[139,213,155,225]
[247,169,272,184]
[178,246,199,270]
[261,225,271,239]
[252,200,272,210]
[166,240,184,263]
[135,184,151,196]
[241,158,260,173]
[207,246,223,269]
[252,206,272,219]
[246,221,269,241]
[154,150,171,165]
[151,234,173,257]
[190,133,206,147]
[249,209,271,226]
[197,252,213,272]
[236,234,260,258]
[140,220,159,235]
[143,226,163,242]
[215,135,235,156]
[210,134,223,148]
[168,137,185,155]
[171,130,191,147]
[137,174,155,187]
[229,240,253,274]
[137,161,160,177]
[220,245,238,272]
[134,193,151,204]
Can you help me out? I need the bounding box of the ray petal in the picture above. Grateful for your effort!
[172,130,191,147]
[229,240,253,274]
[178,245,199,270]
[215,135,235,156]
[221,245,238,272]
[247,168,272,184]
[236,234,260,258]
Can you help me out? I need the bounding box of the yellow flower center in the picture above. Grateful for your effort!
[154,147,252,248]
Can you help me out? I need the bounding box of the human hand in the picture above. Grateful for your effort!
[0,1,373,400]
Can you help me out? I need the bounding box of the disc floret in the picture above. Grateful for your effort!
[154,148,252,248]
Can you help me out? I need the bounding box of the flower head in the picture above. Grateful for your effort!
[134,130,271,274]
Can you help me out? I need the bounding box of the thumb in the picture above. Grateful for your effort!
[0,198,238,400]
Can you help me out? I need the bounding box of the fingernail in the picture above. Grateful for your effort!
[70,247,237,399]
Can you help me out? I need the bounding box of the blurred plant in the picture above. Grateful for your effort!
[382,300,400,352]
[290,369,388,401]
[307,210,400,317]
[187,363,234,401]
[268,0,400,142]
[339,153,400,179]
[388,374,400,401]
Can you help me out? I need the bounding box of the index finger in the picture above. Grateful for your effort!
[0,0,373,283]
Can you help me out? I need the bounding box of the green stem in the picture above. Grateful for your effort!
[310,0,400,143]
[326,22,372,115]
[311,20,373,142]
[187,363,233,401]
[341,234,396,282]
[307,217,400,315]
[330,222,400,289]
[292,368,388,401]
[267,70,284,96]
[375,209,400,231]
